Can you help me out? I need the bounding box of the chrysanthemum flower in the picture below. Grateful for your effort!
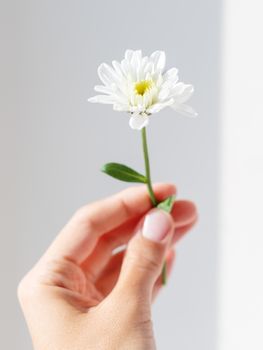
[88,50,197,130]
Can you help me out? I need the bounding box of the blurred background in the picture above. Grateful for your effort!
[1,0,262,349]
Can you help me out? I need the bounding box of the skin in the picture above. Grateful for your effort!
[18,183,197,350]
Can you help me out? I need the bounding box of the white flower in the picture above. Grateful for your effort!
[88,49,197,130]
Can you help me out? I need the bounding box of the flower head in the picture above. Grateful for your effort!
[88,50,197,130]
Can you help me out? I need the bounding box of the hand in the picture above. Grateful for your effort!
[18,183,197,350]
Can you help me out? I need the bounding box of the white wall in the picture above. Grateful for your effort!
[1,1,221,349]
[219,0,263,348]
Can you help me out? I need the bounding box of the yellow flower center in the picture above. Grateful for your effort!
[135,80,153,96]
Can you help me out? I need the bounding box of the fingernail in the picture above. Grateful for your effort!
[142,209,173,242]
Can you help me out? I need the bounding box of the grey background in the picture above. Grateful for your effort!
[1,0,221,349]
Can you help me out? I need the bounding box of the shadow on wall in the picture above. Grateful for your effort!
[151,1,222,350]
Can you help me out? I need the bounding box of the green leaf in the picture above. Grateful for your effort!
[157,195,175,213]
[162,261,167,285]
[158,196,175,286]
[101,163,147,183]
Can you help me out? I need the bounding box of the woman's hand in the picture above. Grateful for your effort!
[18,183,197,350]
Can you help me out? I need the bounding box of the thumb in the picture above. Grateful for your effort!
[116,208,174,299]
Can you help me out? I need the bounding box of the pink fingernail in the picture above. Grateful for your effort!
[142,209,173,242]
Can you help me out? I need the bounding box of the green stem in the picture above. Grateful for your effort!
[141,127,158,207]
[141,127,167,285]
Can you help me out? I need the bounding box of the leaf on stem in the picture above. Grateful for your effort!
[157,195,175,213]
[158,195,175,285]
[101,163,147,183]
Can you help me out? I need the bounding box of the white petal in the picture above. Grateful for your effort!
[98,63,119,86]
[129,52,139,81]
[171,103,198,117]
[125,49,134,61]
[144,61,154,76]
[158,86,171,100]
[169,82,186,95]
[163,68,179,82]
[158,80,184,102]
[143,91,151,108]
[154,73,163,87]
[121,59,131,78]
[112,60,124,78]
[133,50,142,63]
[147,98,174,114]
[88,95,116,104]
[113,103,129,111]
[129,114,149,130]
[132,50,142,80]
[94,85,112,94]
[172,84,194,104]
[138,56,148,80]
[150,51,166,72]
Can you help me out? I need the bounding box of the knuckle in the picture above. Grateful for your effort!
[17,278,25,302]
[17,262,52,305]
[17,274,33,304]
[17,269,44,305]
[118,196,133,218]
[74,205,91,221]
[137,254,160,273]
[120,237,167,285]
[73,205,96,231]
[126,247,162,274]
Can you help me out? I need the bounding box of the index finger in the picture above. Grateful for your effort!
[44,183,176,264]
